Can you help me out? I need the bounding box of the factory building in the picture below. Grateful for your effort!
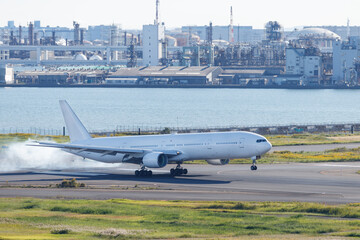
[286,28,340,53]
[142,23,165,66]
[333,37,360,84]
[0,65,14,84]
[15,69,105,85]
[307,25,360,40]
[285,47,322,85]
[105,66,222,85]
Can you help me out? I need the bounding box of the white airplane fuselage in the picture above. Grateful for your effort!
[66,131,272,164]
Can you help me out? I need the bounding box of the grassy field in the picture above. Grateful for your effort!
[265,133,360,146]
[231,147,360,164]
[0,198,359,239]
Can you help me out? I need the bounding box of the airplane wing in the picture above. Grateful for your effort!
[28,141,181,157]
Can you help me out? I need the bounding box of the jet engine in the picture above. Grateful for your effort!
[206,159,230,165]
[142,152,168,168]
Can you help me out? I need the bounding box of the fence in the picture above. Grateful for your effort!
[1,122,360,136]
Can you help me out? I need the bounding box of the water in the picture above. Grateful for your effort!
[1,87,360,132]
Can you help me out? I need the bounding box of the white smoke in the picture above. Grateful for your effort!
[0,140,112,172]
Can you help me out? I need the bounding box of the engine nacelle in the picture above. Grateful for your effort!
[206,159,230,165]
[142,152,168,168]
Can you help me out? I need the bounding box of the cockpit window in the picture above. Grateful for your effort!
[256,139,267,143]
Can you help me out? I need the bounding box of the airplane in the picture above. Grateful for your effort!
[30,100,272,177]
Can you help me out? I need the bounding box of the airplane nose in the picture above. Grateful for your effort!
[266,142,272,152]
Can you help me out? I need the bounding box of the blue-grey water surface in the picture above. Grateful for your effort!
[1,87,360,132]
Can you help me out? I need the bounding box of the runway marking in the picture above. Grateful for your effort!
[319,164,360,168]
[35,171,107,176]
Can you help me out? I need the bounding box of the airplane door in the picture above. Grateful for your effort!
[239,138,244,148]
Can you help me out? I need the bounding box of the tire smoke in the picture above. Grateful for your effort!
[0,140,111,172]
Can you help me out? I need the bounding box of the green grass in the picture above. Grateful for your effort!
[266,133,360,146]
[232,147,360,164]
[0,198,359,239]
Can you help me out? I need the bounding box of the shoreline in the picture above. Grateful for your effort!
[1,84,360,89]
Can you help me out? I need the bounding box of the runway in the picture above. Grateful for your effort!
[0,162,359,203]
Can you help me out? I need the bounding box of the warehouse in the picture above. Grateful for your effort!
[106,66,223,85]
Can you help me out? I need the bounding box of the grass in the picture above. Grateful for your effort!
[0,198,359,239]
[231,147,360,164]
[266,133,360,146]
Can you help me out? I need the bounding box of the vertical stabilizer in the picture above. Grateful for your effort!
[59,100,91,142]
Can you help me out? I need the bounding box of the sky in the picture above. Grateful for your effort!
[1,0,359,30]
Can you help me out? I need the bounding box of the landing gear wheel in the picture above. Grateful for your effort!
[251,165,258,171]
[170,166,188,176]
[135,169,153,177]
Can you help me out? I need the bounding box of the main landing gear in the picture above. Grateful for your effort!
[251,156,260,171]
[170,163,188,176]
[135,166,152,177]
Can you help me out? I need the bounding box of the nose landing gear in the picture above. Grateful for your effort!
[251,156,260,171]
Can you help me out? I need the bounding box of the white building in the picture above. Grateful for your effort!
[286,48,321,84]
[142,23,165,66]
[333,37,360,83]
[0,65,14,84]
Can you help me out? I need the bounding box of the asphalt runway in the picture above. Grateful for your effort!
[0,162,359,203]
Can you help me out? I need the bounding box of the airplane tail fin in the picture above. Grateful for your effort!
[59,100,92,142]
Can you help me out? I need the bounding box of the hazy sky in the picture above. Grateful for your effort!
[1,0,359,30]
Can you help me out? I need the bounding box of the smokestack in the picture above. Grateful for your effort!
[19,25,22,45]
[28,22,34,45]
[52,31,56,45]
[229,6,234,44]
[155,0,160,25]
[80,29,84,45]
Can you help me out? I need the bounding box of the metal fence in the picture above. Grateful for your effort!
[1,122,359,136]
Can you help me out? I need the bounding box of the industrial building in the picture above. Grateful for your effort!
[285,47,322,85]
[15,68,106,85]
[333,36,360,85]
[0,65,14,84]
[1,0,360,87]
[106,66,222,85]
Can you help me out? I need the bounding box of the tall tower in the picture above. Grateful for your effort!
[155,0,160,25]
[347,18,350,39]
[28,22,34,45]
[229,6,234,44]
